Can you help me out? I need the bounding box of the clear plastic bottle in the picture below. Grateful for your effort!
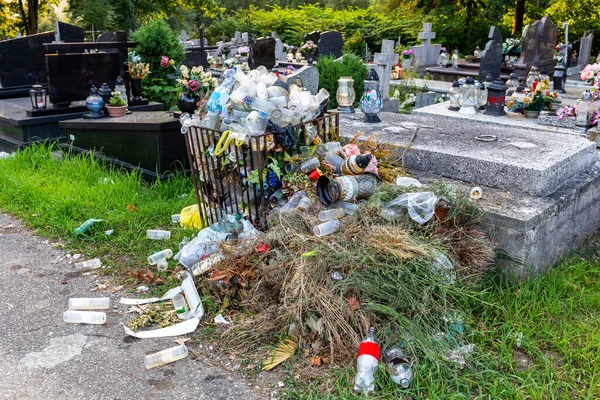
[354,327,380,393]
[63,310,107,325]
[234,213,244,235]
[146,230,171,240]
[296,196,311,212]
[331,201,359,215]
[68,297,110,310]
[318,208,345,222]
[300,157,320,173]
[172,293,189,319]
[384,347,413,388]
[74,258,102,272]
[313,220,340,237]
[144,345,189,369]
[148,249,174,265]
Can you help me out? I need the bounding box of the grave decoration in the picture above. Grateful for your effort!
[575,90,597,132]
[301,40,318,64]
[401,49,414,70]
[29,84,47,110]
[85,86,104,119]
[410,23,442,68]
[359,69,383,123]
[336,76,355,113]
[438,47,449,67]
[127,51,150,104]
[506,78,561,118]
[580,62,600,85]
[174,64,218,114]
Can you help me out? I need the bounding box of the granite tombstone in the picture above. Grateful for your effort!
[578,30,594,67]
[410,23,441,68]
[55,21,85,43]
[479,26,503,81]
[250,36,276,69]
[519,16,558,72]
[318,31,343,59]
[282,65,319,95]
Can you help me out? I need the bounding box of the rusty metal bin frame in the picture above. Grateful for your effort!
[184,112,339,229]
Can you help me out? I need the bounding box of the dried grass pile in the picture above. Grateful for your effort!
[206,182,495,371]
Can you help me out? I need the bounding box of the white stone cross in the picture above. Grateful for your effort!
[373,39,399,100]
[418,23,436,46]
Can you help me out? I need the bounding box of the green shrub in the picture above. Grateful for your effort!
[317,54,367,109]
[131,19,184,107]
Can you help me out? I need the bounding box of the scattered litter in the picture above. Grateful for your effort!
[104,229,114,236]
[313,220,340,237]
[384,347,413,388]
[354,327,379,393]
[121,271,203,338]
[383,192,439,224]
[68,297,110,310]
[443,344,475,368]
[255,242,269,253]
[63,310,106,324]
[305,315,324,336]
[74,219,107,235]
[89,283,107,292]
[144,344,189,369]
[148,249,173,265]
[470,187,482,200]
[179,204,203,229]
[177,227,229,268]
[190,252,224,276]
[72,254,82,260]
[147,230,171,240]
[98,177,115,184]
[136,285,149,293]
[0,151,12,159]
[431,252,456,285]
[330,271,344,281]
[171,214,181,224]
[74,258,102,272]
[396,176,423,187]
[174,337,191,345]
[172,293,189,319]
[512,331,523,348]
[157,260,168,272]
[214,314,230,324]
[277,381,285,388]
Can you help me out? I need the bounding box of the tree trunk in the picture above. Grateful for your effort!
[512,0,526,36]
[27,0,39,34]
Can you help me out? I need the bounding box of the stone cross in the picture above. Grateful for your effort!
[373,39,399,100]
[410,22,441,67]
[418,23,436,46]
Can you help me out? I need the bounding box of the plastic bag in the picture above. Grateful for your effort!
[179,205,204,230]
[395,177,423,187]
[384,192,439,224]
[431,251,456,284]
[177,227,230,268]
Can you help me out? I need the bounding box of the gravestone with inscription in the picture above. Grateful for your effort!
[410,23,442,68]
[479,26,503,81]
[518,16,558,73]
[55,21,84,43]
[282,65,319,94]
[318,31,343,59]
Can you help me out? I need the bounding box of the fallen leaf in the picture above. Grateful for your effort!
[310,356,322,367]
[262,338,298,371]
[174,337,191,345]
[110,285,124,294]
[154,276,164,284]
[348,297,360,311]
[127,204,136,212]
[60,279,68,285]
[305,315,324,336]
[145,268,154,282]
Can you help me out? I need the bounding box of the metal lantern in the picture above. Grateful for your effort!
[98,83,112,113]
[484,78,508,116]
[505,73,520,97]
[359,69,383,123]
[553,64,566,93]
[575,90,596,132]
[85,86,104,119]
[539,67,550,83]
[458,76,478,115]
[448,80,461,111]
[336,76,355,113]
[114,76,128,105]
[29,84,47,110]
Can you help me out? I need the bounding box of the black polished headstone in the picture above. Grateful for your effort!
[318,31,344,59]
[479,26,503,81]
[567,40,579,67]
[250,37,276,69]
[0,32,54,92]
[56,21,84,43]
[96,31,128,43]
[46,53,121,105]
[304,31,320,45]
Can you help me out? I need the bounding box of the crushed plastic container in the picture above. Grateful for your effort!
[156,259,168,272]
[144,345,188,369]
[74,258,102,272]
[383,347,413,388]
[148,249,173,265]
[68,297,110,310]
[318,208,345,222]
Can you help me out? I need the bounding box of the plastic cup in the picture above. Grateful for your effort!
[314,144,327,157]
[299,146,311,160]
[332,201,359,215]
[172,293,189,319]
[147,230,171,240]
[157,259,168,272]
[324,153,344,170]
[148,249,173,265]
[296,196,311,212]
[144,345,188,369]
[68,297,110,310]
[326,142,342,154]
[63,310,107,325]
[318,208,345,222]
[313,220,340,237]
[300,157,320,173]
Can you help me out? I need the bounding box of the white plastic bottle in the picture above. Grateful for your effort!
[354,327,380,393]
[74,258,101,272]
[148,249,173,265]
[63,310,107,325]
[144,345,188,369]
[68,297,110,310]
[146,230,171,240]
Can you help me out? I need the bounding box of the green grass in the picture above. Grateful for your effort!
[1,144,599,398]
[0,143,197,293]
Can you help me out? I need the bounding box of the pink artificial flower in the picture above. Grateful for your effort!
[187,79,200,92]
[160,56,169,68]
[364,154,378,174]
[341,143,361,157]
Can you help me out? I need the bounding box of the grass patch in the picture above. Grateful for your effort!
[0,143,197,294]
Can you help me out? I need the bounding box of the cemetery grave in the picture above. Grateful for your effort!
[0,8,599,398]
